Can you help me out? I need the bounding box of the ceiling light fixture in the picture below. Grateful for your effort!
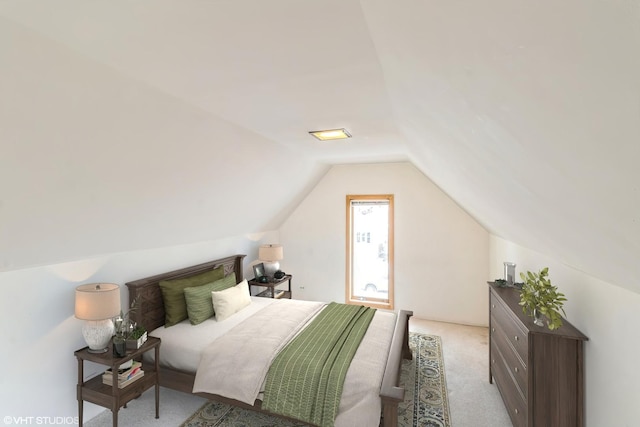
[309,128,352,141]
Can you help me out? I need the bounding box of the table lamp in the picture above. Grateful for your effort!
[75,283,121,353]
[258,244,283,277]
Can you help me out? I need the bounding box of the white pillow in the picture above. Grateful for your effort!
[211,279,252,321]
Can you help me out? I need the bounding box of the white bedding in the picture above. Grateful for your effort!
[147,296,276,371]
[149,297,396,427]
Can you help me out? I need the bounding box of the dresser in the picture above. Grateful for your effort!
[488,282,588,427]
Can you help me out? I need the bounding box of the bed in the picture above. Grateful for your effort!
[126,254,413,427]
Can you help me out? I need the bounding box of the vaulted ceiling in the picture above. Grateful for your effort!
[1,1,638,294]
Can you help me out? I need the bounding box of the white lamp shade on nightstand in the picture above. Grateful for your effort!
[75,283,121,353]
[259,244,283,277]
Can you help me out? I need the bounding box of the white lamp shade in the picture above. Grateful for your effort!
[75,283,121,320]
[258,244,283,262]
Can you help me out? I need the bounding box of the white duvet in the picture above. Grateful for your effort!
[149,297,396,427]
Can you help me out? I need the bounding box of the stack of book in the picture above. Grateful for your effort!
[102,360,144,388]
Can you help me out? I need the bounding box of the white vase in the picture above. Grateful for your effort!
[82,319,115,353]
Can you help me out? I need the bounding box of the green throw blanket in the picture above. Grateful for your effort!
[262,302,376,427]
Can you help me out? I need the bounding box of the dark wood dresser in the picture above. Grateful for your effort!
[488,282,588,427]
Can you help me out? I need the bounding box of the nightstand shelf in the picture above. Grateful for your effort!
[75,336,161,427]
[248,274,292,299]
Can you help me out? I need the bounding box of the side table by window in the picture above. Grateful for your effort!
[248,274,292,299]
[74,336,161,427]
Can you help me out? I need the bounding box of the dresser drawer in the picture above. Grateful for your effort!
[491,292,528,366]
[491,341,528,427]
[491,314,528,399]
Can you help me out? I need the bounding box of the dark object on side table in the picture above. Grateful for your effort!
[113,335,126,357]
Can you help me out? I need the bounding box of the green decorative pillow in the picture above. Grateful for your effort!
[184,273,237,325]
[159,266,225,327]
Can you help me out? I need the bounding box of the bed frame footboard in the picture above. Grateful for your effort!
[379,309,413,427]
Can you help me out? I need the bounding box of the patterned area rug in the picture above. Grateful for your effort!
[181,332,450,427]
[398,333,451,427]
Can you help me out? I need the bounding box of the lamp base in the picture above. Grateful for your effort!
[82,319,115,353]
[87,347,109,354]
[263,261,280,277]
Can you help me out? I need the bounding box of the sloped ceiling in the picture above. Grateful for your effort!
[1,1,638,294]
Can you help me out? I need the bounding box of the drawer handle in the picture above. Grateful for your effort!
[491,327,495,333]
[514,367,519,373]
[515,408,519,415]
[514,335,519,341]
[492,359,495,365]
[492,304,495,309]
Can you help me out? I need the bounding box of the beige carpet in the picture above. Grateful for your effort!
[410,319,511,427]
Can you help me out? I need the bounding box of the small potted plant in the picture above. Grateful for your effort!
[126,324,148,350]
[518,267,567,330]
[114,297,147,351]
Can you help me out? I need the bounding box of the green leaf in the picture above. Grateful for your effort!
[518,267,566,330]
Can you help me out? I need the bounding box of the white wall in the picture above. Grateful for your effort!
[279,162,489,325]
[490,236,640,426]
[0,233,275,423]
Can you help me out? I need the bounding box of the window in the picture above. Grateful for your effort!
[346,194,394,309]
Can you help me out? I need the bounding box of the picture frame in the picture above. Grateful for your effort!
[253,263,265,280]
[503,262,516,286]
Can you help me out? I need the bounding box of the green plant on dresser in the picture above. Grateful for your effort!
[518,267,567,330]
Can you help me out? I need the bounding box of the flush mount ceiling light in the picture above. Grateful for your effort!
[309,128,352,141]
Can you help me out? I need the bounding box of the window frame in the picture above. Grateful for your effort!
[345,194,394,310]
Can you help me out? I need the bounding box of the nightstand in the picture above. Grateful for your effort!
[248,274,292,299]
[75,336,160,427]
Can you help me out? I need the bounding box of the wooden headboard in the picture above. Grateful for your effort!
[125,254,246,332]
